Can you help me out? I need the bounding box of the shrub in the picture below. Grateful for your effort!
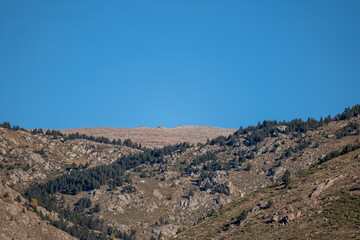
[30,198,38,208]
[282,170,291,188]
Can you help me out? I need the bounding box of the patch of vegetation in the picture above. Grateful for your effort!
[321,190,360,229]
[282,170,291,188]
[23,141,195,239]
[7,165,14,170]
[196,170,230,195]
[209,104,360,149]
[222,209,248,231]
[298,164,320,177]
[320,144,360,164]
[139,171,147,178]
[266,199,273,208]
[33,149,46,157]
[334,105,360,121]
[0,122,25,131]
[335,122,359,139]
[22,163,31,171]
[74,197,92,212]
[121,185,136,194]
[244,163,252,171]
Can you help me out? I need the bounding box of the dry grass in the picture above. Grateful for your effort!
[60,126,236,148]
[176,149,360,240]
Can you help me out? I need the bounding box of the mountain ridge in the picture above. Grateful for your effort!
[59,125,236,148]
[0,105,359,239]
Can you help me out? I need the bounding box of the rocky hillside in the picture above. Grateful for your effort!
[60,126,236,148]
[175,147,360,240]
[0,105,359,240]
[0,180,77,240]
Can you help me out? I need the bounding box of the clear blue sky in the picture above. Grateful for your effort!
[1,1,359,129]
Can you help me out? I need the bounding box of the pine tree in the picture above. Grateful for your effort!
[282,170,291,188]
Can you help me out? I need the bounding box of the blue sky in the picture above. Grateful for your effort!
[1,1,359,129]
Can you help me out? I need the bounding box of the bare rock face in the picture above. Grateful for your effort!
[272,167,286,181]
[10,170,30,185]
[271,215,279,222]
[280,211,301,224]
[152,224,178,239]
[249,205,260,214]
[284,213,296,223]
[153,189,164,199]
[309,176,342,199]
[30,152,45,164]
[277,125,287,133]
[179,198,190,208]
[0,148,6,155]
[258,201,268,209]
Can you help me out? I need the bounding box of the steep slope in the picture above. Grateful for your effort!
[0,181,76,240]
[0,105,359,240]
[0,127,140,191]
[60,126,236,148]
[175,148,360,240]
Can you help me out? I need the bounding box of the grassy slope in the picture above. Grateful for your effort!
[176,148,360,240]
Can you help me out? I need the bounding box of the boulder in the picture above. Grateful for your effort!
[179,198,189,208]
[258,201,268,209]
[153,189,163,199]
[188,197,199,209]
[30,153,44,164]
[249,205,260,213]
[277,126,287,133]
[0,148,6,155]
[272,167,286,181]
[309,176,341,199]
[0,234,11,240]
[285,213,296,222]
[152,224,178,238]
[271,215,279,222]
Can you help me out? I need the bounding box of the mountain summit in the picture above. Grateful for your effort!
[60,125,236,148]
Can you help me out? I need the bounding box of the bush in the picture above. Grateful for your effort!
[188,189,194,197]
[282,170,291,188]
[244,163,252,171]
[30,198,38,208]
[92,204,100,213]
[139,171,147,178]
[233,210,248,225]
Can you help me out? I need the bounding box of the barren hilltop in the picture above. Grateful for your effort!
[60,126,236,148]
